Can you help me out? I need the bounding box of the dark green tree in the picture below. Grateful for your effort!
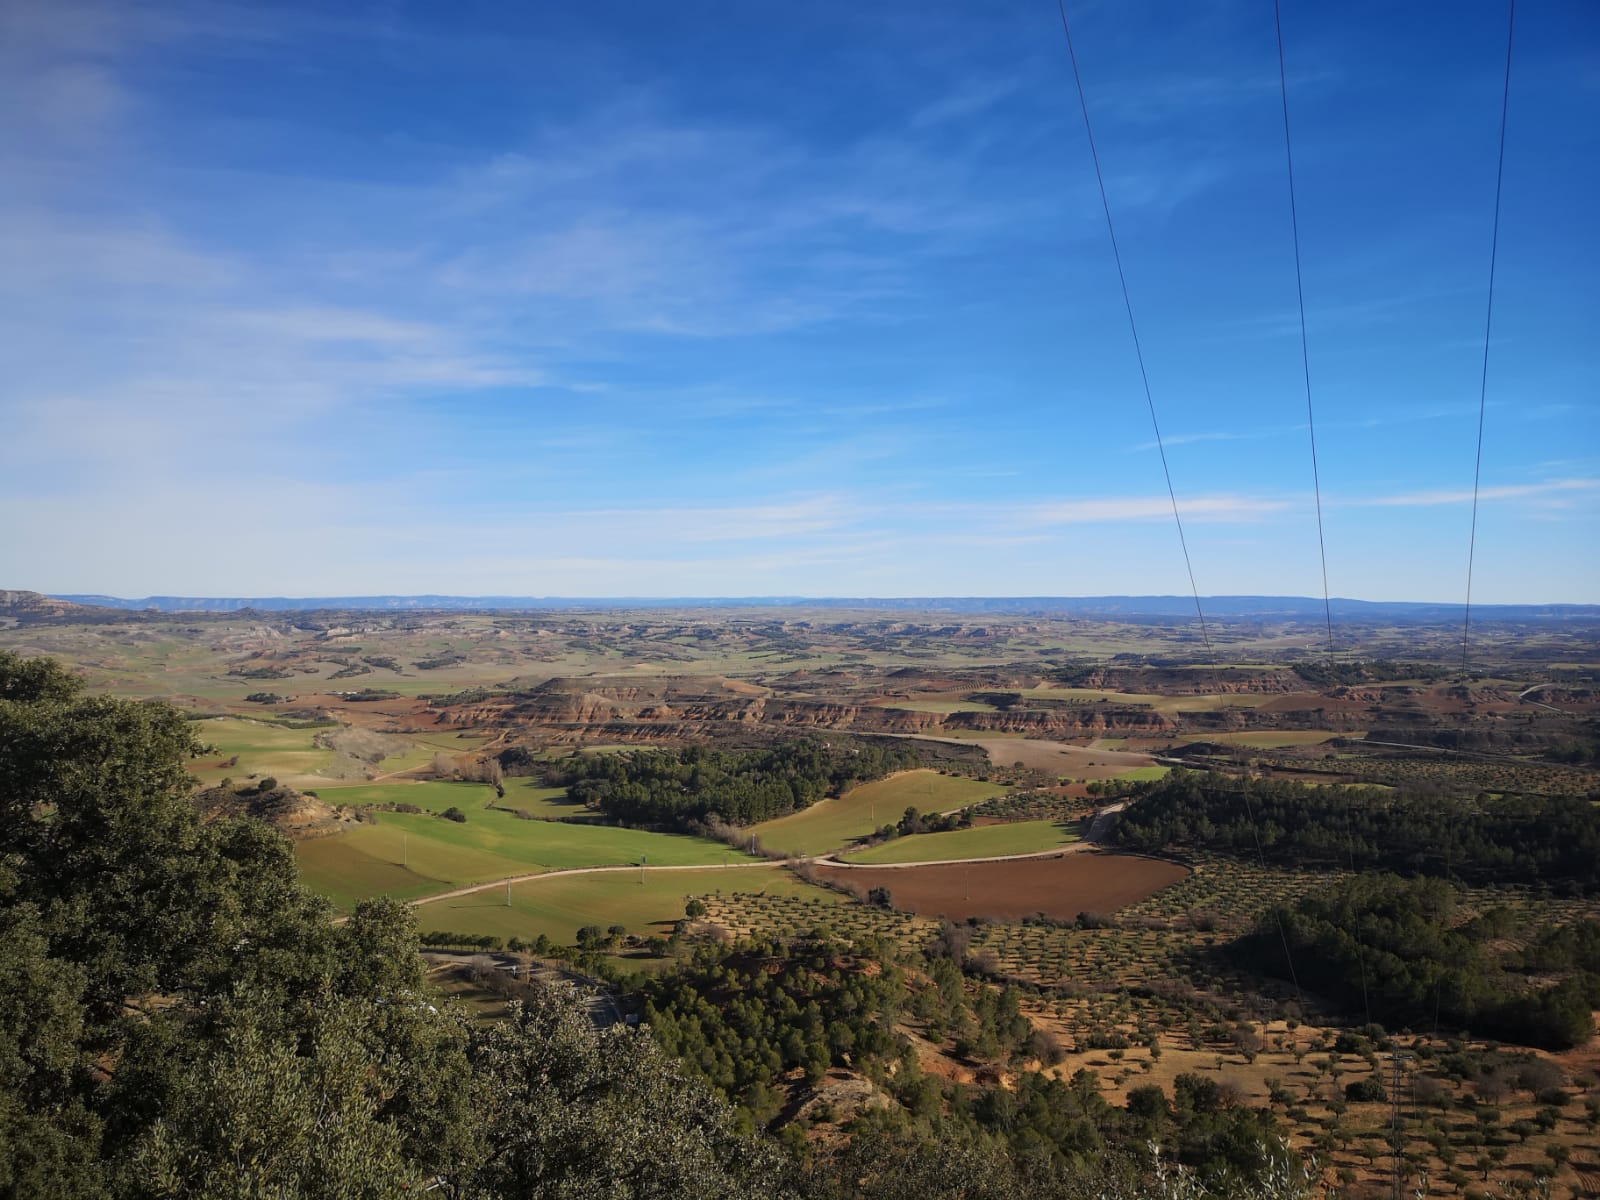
[0,654,800,1199]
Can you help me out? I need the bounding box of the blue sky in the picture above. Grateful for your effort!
[1,0,1594,601]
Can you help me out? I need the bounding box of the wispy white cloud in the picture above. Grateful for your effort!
[1024,494,1289,525]
[1,0,1593,604]
[1351,479,1599,508]
[0,211,546,488]
[910,78,1022,129]
[1126,429,1274,453]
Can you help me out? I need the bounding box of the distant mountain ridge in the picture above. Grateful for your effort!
[41,592,1600,621]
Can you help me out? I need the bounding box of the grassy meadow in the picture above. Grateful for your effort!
[413,864,838,945]
[751,770,1008,856]
[839,819,1079,865]
[498,779,594,819]
[294,807,760,911]
[188,717,335,786]
[312,780,498,812]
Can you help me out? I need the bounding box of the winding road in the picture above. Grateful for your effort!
[397,802,1131,903]
[806,803,1126,871]
[408,858,785,909]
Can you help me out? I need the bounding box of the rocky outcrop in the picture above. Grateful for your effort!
[191,781,355,840]
[446,677,1176,739]
[1067,666,1299,695]
[0,590,99,623]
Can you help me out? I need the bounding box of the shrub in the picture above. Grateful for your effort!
[1345,1077,1386,1103]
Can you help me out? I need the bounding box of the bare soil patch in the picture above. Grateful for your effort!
[977,738,1158,776]
[897,734,1156,777]
[815,852,1188,923]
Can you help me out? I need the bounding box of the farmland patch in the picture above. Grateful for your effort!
[814,853,1188,922]
[839,819,1079,865]
[416,864,836,946]
[751,770,1007,856]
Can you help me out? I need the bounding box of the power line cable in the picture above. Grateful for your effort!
[1052,0,1214,662]
[1272,0,1335,660]
[1462,0,1516,675]
[1273,0,1365,1026]
[1053,0,1304,1012]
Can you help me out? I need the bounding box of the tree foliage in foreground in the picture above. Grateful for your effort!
[0,652,781,1199]
[0,653,1312,1199]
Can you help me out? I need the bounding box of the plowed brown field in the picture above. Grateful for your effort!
[816,852,1187,922]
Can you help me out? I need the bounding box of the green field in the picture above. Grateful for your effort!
[499,779,592,819]
[840,819,1080,865]
[413,864,838,945]
[188,717,334,785]
[187,717,494,789]
[296,829,523,909]
[294,809,760,911]
[358,733,494,775]
[312,780,498,812]
[750,770,1008,856]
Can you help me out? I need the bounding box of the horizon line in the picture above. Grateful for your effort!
[36,591,1600,611]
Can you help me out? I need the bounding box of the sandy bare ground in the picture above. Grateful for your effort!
[814,853,1189,923]
[894,734,1156,776]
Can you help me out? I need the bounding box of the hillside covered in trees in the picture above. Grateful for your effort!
[1239,875,1600,1050]
[633,936,1299,1191]
[1111,770,1600,893]
[553,739,921,830]
[0,653,786,1198]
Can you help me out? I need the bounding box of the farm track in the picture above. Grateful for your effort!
[811,803,1124,871]
[407,859,787,909]
[387,803,1130,910]
[814,844,1082,870]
